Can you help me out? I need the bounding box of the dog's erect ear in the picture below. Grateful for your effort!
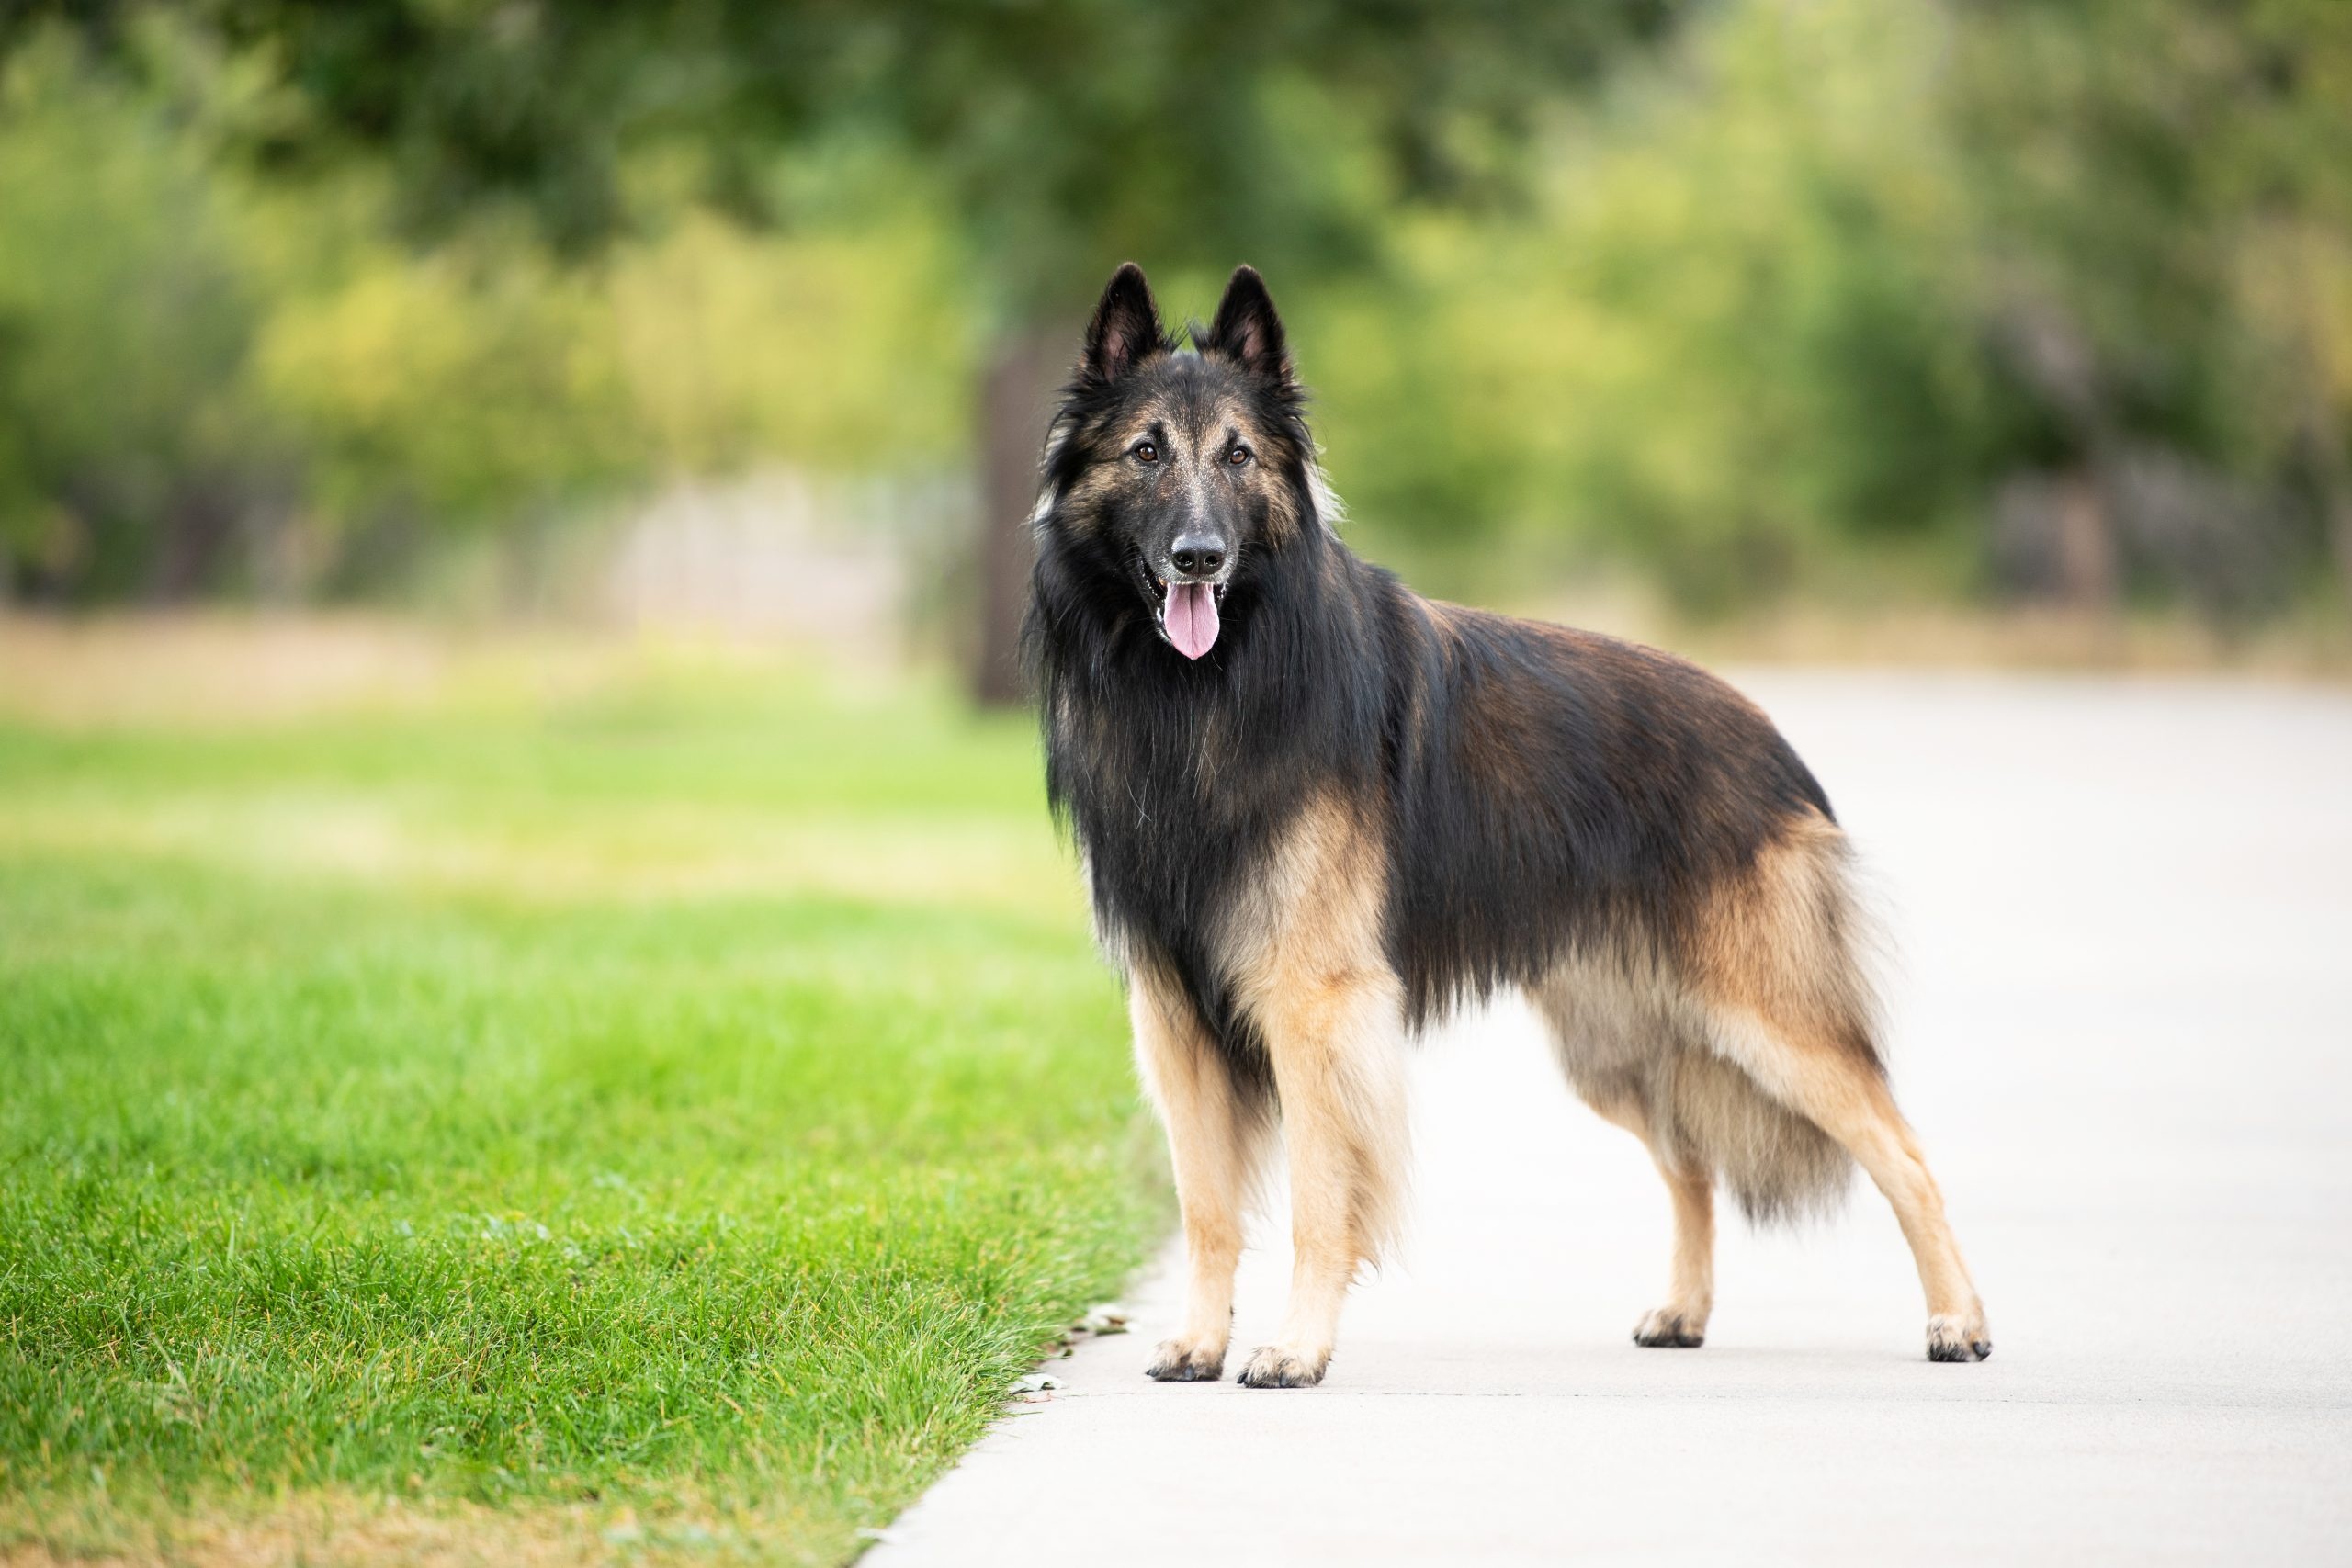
[1081,263,1169,383]
[1201,265,1290,384]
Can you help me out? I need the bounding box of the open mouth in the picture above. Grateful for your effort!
[1140,558,1227,660]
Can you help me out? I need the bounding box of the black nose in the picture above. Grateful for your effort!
[1170,537,1227,577]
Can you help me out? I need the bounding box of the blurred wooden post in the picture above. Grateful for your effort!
[971,327,1068,708]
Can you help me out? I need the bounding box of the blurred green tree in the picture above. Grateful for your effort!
[1281,0,1996,613]
[0,15,978,605]
[12,0,2346,637]
[1950,0,2352,615]
[0,28,284,601]
[1317,0,2352,621]
[5,0,1682,695]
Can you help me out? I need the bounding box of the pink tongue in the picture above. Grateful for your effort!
[1165,582,1220,659]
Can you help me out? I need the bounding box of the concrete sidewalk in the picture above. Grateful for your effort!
[870,672,2352,1566]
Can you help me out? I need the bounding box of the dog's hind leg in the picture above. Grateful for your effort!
[1577,1087,1716,1348]
[1535,975,1721,1348]
[1130,963,1267,1382]
[1700,816,1991,1361]
[1711,1011,1991,1361]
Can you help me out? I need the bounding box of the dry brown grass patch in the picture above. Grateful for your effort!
[0,1491,830,1568]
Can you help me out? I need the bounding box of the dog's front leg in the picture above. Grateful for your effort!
[1130,963,1262,1382]
[1237,971,1409,1389]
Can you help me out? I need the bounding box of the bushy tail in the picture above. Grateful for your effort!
[1657,1044,1852,1226]
[1667,809,1885,1224]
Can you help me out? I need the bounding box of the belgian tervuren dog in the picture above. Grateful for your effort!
[1023,262,1991,1388]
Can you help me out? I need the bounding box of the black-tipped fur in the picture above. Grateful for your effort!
[1026,265,1988,1373]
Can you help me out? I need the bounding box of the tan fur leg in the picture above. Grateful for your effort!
[1636,1159,1716,1348]
[1713,1012,1992,1362]
[1238,971,1408,1389]
[1221,795,1408,1390]
[1129,963,1261,1382]
[1583,1090,1715,1348]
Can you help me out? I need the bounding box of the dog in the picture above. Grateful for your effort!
[1023,262,1991,1388]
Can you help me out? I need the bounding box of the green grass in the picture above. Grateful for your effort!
[0,649,1159,1565]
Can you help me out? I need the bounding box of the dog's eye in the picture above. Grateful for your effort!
[1227,444,1250,467]
[1132,441,1159,464]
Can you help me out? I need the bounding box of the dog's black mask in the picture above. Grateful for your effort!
[1035,263,1321,660]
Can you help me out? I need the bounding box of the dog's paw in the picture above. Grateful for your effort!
[1235,1345,1328,1388]
[1632,1307,1706,1348]
[1926,1310,1993,1363]
[1145,1338,1226,1382]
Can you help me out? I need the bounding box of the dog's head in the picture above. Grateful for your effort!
[1035,263,1331,660]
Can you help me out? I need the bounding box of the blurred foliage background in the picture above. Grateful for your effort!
[2,0,2348,685]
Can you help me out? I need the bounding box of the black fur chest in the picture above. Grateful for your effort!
[1028,539,1396,1045]
[1046,679,1301,958]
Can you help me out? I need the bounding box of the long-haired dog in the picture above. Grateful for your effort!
[1024,262,1991,1387]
